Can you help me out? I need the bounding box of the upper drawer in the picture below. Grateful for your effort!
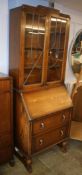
[32,109,71,135]
[0,79,11,92]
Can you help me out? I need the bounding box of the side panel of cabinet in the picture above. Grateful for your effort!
[0,78,13,164]
[14,93,32,156]
[9,7,25,88]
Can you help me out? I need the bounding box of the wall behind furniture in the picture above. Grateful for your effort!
[8,0,48,9]
[0,0,9,74]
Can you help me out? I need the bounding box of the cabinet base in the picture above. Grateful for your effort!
[24,157,32,173]
[14,140,69,172]
[15,148,32,173]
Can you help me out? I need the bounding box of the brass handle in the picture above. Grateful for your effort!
[49,51,52,55]
[62,114,66,120]
[40,122,45,129]
[39,139,44,145]
[60,130,64,136]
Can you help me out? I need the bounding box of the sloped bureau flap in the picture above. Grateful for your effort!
[22,86,73,120]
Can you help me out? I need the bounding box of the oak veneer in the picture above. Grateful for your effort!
[9,5,73,172]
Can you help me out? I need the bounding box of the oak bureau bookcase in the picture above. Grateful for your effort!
[9,4,73,172]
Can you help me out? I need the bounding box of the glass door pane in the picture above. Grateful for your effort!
[24,13,45,85]
[47,17,66,82]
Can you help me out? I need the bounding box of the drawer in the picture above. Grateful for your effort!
[0,134,11,149]
[32,126,69,153]
[32,109,71,135]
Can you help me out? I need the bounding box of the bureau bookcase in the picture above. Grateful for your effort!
[9,5,73,172]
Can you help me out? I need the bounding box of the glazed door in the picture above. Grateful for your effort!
[47,16,67,83]
[24,12,46,85]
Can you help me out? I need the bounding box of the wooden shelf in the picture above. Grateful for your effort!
[50,48,64,51]
[25,48,43,51]
[50,31,65,35]
[24,66,42,70]
[25,48,64,52]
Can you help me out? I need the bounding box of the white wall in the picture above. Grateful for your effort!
[8,0,48,9]
[0,0,9,74]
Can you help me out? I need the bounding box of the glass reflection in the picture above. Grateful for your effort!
[71,32,82,78]
[47,17,66,82]
[24,13,45,85]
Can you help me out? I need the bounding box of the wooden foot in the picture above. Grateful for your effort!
[15,148,32,173]
[24,157,32,173]
[9,156,15,167]
[58,141,68,153]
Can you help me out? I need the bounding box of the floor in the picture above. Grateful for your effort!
[0,139,82,175]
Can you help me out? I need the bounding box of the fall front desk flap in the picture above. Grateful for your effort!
[23,86,73,119]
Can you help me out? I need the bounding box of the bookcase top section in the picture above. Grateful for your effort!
[9,4,70,89]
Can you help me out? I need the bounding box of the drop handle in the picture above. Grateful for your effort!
[39,139,44,145]
[40,122,45,129]
[49,50,52,55]
[60,130,64,136]
[62,114,66,120]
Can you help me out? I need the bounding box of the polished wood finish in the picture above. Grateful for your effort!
[9,5,70,89]
[32,126,69,153]
[9,5,72,172]
[70,121,82,141]
[0,73,14,164]
[23,86,72,119]
[32,109,71,136]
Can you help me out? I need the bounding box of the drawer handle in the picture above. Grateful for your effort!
[62,114,66,120]
[60,130,64,136]
[39,139,44,145]
[40,122,45,129]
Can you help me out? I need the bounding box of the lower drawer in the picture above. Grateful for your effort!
[32,126,69,153]
[0,146,12,164]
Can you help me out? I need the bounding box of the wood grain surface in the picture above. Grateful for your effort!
[23,86,73,119]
